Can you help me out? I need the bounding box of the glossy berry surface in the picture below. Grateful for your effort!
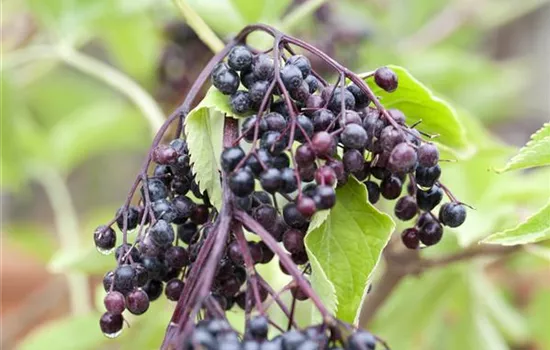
[374,66,398,92]
[439,202,467,227]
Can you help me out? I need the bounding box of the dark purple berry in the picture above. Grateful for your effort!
[347,83,370,108]
[248,316,269,339]
[260,168,282,193]
[311,131,335,158]
[416,185,443,211]
[126,288,150,315]
[415,164,441,188]
[260,131,287,156]
[283,229,305,255]
[401,228,420,249]
[149,219,175,247]
[281,64,303,90]
[280,168,298,193]
[312,109,335,132]
[394,196,418,221]
[297,196,317,218]
[228,241,244,265]
[286,55,311,78]
[252,54,275,80]
[283,203,309,229]
[165,279,185,301]
[314,185,336,210]
[249,80,271,108]
[241,115,267,142]
[295,114,314,143]
[164,245,189,269]
[99,312,123,336]
[374,66,398,92]
[230,90,251,114]
[365,181,380,204]
[439,203,467,227]
[380,175,403,200]
[253,205,278,229]
[142,280,163,301]
[94,226,116,252]
[419,221,443,246]
[289,80,311,103]
[190,204,209,225]
[229,168,255,197]
[221,146,246,173]
[387,143,418,174]
[343,149,365,173]
[328,87,355,113]
[113,265,136,295]
[315,166,336,186]
[152,144,178,165]
[305,75,319,93]
[341,124,368,149]
[116,206,140,231]
[417,143,439,167]
[347,330,376,350]
[212,63,239,95]
[295,144,316,167]
[228,45,252,71]
[177,222,198,244]
[380,126,404,153]
[104,291,125,315]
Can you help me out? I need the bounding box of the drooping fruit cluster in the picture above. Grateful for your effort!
[180,316,379,350]
[212,44,466,255]
[94,24,466,349]
[95,138,216,337]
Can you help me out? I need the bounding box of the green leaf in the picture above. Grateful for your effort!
[483,200,550,245]
[184,87,246,209]
[498,123,550,172]
[199,86,248,118]
[305,178,395,322]
[365,65,468,151]
[231,0,265,22]
[19,313,106,350]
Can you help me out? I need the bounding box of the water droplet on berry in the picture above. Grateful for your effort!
[103,329,123,339]
[96,246,115,255]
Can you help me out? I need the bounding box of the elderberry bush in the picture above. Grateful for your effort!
[93,24,467,349]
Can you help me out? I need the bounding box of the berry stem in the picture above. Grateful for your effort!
[234,210,333,322]
[233,224,266,316]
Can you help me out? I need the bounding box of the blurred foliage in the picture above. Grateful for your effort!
[2,0,549,349]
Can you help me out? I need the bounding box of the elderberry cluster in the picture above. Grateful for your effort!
[95,139,216,337]
[94,24,467,348]
[182,316,379,350]
[213,45,467,255]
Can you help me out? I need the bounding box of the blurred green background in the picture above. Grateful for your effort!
[1,0,549,349]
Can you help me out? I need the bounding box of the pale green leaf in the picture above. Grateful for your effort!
[184,87,245,209]
[498,123,550,172]
[305,178,395,322]
[199,86,248,118]
[185,110,223,209]
[483,200,550,245]
[19,313,106,350]
[366,65,468,151]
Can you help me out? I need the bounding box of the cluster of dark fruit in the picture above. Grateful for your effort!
[212,45,467,256]
[180,316,378,350]
[94,139,216,337]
